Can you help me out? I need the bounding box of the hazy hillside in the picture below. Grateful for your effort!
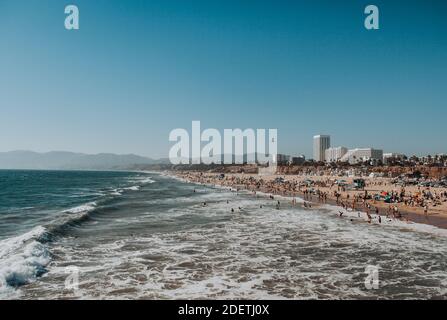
[0,151,166,170]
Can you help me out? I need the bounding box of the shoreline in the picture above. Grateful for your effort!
[168,171,447,230]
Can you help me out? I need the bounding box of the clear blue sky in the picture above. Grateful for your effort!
[0,0,446,158]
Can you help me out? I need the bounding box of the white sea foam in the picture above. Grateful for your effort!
[63,202,97,214]
[9,177,447,300]
[22,187,447,300]
[140,177,155,184]
[125,186,140,191]
[127,176,156,186]
[0,226,50,298]
[110,189,123,196]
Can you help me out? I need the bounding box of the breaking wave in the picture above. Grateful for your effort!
[0,174,154,296]
[0,226,50,298]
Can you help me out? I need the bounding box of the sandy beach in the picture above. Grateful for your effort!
[173,171,447,229]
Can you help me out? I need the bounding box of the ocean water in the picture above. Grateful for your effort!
[0,170,446,299]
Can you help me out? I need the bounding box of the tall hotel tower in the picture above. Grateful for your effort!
[313,135,331,162]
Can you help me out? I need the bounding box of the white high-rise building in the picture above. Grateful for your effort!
[313,135,331,162]
[325,146,348,162]
[340,148,383,164]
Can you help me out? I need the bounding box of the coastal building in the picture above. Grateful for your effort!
[418,154,447,165]
[340,148,383,164]
[383,153,406,164]
[289,155,306,165]
[275,154,290,165]
[325,147,348,163]
[313,135,331,162]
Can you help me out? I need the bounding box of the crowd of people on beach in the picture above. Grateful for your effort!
[176,171,447,226]
[173,172,447,229]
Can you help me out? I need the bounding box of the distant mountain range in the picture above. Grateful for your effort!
[0,151,169,170]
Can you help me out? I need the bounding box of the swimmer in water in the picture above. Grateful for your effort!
[231,208,234,213]
[339,211,344,217]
